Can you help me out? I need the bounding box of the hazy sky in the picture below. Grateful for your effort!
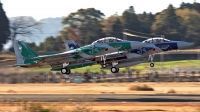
[1,0,196,20]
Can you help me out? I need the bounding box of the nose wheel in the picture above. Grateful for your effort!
[111,67,119,73]
[148,54,155,67]
[150,63,154,67]
[61,68,71,74]
[101,55,107,68]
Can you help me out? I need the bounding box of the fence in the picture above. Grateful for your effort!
[0,70,200,84]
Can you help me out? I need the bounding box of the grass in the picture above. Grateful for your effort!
[2,82,200,94]
[129,84,154,91]
[26,60,200,74]
[1,102,200,112]
[0,53,16,62]
[167,89,176,94]
[0,101,98,112]
[0,53,15,57]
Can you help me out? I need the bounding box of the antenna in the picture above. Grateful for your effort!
[123,32,149,38]
[123,29,127,40]
[122,29,166,41]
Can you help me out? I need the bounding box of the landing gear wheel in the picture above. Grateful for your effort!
[150,63,154,67]
[111,67,118,73]
[61,68,67,74]
[66,69,71,74]
[61,68,71,74]
[116,68,119,73]
[102,64,107,68]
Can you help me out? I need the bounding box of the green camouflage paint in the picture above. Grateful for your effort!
[51,61,95,71]
[72,55,83,60]
[108,42,131,51]
[18,41,38,57]
[79,46,105,55]
[18,41,41,64]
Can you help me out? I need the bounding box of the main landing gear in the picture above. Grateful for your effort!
[148,54,155,67]
[110,61,119,73]
[61,68,71,74]
[111,67,119,73]
[61,62,70,74]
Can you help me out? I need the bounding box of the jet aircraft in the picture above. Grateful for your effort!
[13,37,146,74]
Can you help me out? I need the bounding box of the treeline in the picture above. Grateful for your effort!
[32,2,200,52]
[0,2,10,51]
[1,2,200,52]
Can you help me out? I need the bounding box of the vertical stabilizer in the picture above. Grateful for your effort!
[13,39,38,65]
[65,40,80,51]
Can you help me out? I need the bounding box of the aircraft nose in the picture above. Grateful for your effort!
[130,41,147,49]
[177,41,193,49]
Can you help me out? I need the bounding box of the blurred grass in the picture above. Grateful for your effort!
[26,60,200,74]
[0,53,16,62]
[0,53,15,58]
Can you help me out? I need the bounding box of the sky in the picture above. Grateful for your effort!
[0,0,196,20]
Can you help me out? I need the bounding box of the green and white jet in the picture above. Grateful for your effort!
[13,37,146,74]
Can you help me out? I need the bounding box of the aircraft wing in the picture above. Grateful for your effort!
[37,50,78,59]
[34,46,106,69]
[94,51,126,61]
[33,49,85,67]
[129,46,154,56]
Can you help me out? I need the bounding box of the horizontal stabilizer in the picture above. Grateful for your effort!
[12,64,31,67]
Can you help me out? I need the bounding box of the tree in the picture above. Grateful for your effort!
[138,12,155,34]
[9,16,43,40]
[122,6,142,41]
[62,8,105,45]
[137,11,147,22]
[27,42,38,51]
[59,27,80,45]
[122,6,141,32]
[111,18,123,38]
[8,16,43,52]
[151,4,182,40]
[101,15,123,38]
[180,2,200,13]
[0,2,10,51]
[38,36,64,52]
[176,8,200,46]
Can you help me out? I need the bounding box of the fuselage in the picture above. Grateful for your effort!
[22,37,146,69]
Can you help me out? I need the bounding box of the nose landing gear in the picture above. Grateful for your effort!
[150,63,154,67]
[101,55,107,68]
[148,54,155,67]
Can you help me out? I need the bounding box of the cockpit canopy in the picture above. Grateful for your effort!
[92,37,123,44]
[142,37,170,43]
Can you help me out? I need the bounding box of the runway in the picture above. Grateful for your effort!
[1,94,200,102]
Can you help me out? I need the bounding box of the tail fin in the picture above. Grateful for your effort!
[13,39,38,66]
[65,40,80,51]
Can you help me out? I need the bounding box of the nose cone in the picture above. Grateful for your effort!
[130,41,147,49]
[177,41,193,49]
